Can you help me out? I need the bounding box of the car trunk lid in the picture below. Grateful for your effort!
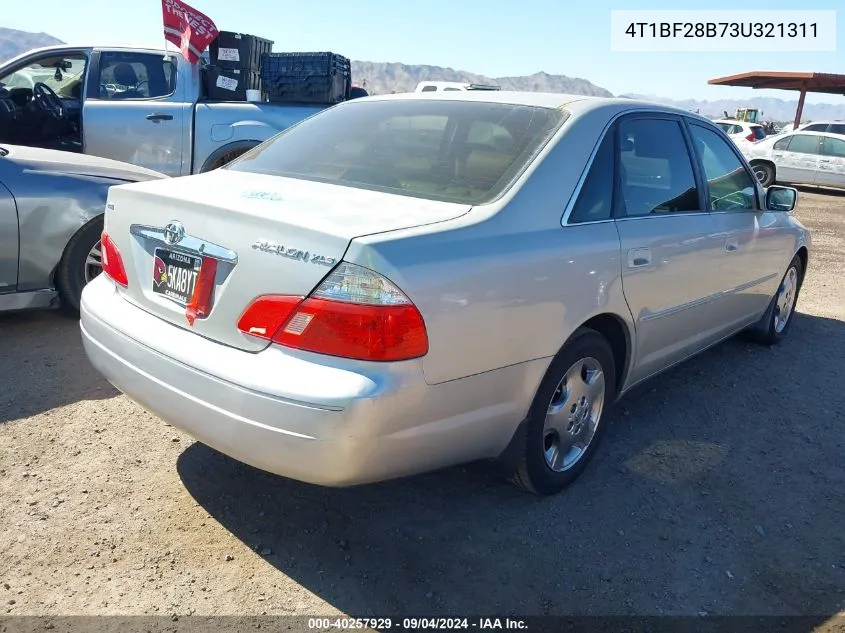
[102,170,471,352]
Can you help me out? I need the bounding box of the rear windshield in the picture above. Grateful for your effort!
[750,125,767,140]
[226,99,566,204]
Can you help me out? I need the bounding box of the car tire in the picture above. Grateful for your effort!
[56,216,104,313]
[752,162,776,187]
[746,254,804,346]
[509,328,616,496]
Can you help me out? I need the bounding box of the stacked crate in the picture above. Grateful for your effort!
[261,52,352,105]
[205,32,273,101]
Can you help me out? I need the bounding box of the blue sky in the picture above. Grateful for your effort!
[4,0,843,104]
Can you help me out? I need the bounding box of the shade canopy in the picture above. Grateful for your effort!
[708,71,845,127]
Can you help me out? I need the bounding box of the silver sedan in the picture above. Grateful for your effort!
[0,144,165,313]
[80,91,810,495]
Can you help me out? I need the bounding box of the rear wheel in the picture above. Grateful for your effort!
[509,328,616,495]
[752,162,775,187]
[56,216,104,313]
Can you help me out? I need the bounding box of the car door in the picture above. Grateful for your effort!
[82,50,188,176]
[816,134,845,188]
[613,114,727,386]
[774,133,822,184]
[0,178,17,293]
[687,121,788,328]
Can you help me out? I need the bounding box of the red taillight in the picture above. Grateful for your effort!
[746,133,755,142]
[273,297,428,362]
[100,231,128,287]
[237,262,429,362]
[237,295,304,339]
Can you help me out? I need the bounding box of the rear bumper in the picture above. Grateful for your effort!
[80,276,545,486]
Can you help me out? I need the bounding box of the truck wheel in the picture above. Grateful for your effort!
[200,141,259,172]
[56,216,104,313]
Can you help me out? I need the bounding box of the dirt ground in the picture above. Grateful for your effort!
[1,188,844,626]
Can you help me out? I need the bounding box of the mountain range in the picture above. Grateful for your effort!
[2,27,843,121]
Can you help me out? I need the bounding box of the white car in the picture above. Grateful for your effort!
[796,121,845,136]
[713,119,767,149]
[744,130,845,189]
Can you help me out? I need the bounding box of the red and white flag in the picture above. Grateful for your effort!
[161,0,219,64]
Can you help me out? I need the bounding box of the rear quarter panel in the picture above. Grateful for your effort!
[345,105,636,386]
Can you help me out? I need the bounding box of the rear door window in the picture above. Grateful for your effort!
[616,118,700,217]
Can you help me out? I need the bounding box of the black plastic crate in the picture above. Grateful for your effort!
[260,52,351,104]
[260,51,351,78]
[204,66,262,101]
[209,32,273,71]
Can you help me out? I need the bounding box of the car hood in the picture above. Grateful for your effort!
[0,144,167,182]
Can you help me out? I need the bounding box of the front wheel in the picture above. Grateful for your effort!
[509,328,616,495]
[56,216,104,313]
[746,254,804,346]
[752,162,776,187]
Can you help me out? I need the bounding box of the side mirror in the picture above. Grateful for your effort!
[765,185,797,212]
[621,139,634,152]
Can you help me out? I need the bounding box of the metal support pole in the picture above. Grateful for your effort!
[794,88,807,129]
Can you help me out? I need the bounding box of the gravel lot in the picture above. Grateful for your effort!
[1,189,844,625]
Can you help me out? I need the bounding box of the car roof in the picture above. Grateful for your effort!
[362,90,707,119]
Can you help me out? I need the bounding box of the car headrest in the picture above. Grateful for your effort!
[113,63,138,86]
[464,149,513,188]
[631,132,669,159]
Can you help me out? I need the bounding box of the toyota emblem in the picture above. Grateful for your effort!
[163,221,185,245]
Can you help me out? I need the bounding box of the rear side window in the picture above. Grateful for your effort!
[568,132,614,224]
[828,124,845,135]
[802,123,827,132]
[228,99,565,204]
[689,124,756,211]
[750,126,767,140]
[617,118,700,217]
[786,134,821,154]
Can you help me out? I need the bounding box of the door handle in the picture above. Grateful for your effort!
[818,158,831,163]
[627,248,652,268]
[146,113,173,121]
[725,238,739,252]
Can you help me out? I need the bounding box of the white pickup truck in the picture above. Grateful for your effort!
[0,44,335,176]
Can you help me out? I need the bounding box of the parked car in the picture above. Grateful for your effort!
[794,121,845,135]
[0,45,339,177]
[713,118,767,149]
[80,91,809,495]
[0,144,165,313]
[743,130,845,189]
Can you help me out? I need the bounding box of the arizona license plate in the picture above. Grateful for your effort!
[151,248,202,305]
